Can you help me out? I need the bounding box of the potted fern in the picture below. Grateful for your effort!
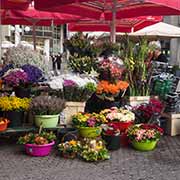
[30,96,65,128]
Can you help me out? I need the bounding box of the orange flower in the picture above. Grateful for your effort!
[96,80,129,95]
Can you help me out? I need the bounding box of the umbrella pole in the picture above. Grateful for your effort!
[111,0,117,43]
[60,24,64,54]
[32,23,36,50]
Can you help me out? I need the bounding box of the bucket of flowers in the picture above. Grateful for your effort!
[101,123,120,150]
[79,138,110,162]
[72,112,107,138]
[0,96,30,127]
[18,131,56,156]
[0,117,10,132]
[2,65,43,98]
[127,124,163,151]
[58,140,81,159]
[30,96,65,128]
[100,107,135,132]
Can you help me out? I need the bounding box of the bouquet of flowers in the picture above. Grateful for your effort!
[58,140,81,159]
[21,64,43,83]
[72,112,107,127]
[100,107,135,123]
[63,79,96,102]
[18,131,56,145]
[127,124,163,143]
[96,80,129,101]
[134,98,164,123]
[97,59,123,83]
[79,138,110,161]
[3,68,28,87]
[0,96,30,112]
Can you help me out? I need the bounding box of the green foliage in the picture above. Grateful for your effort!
[69,54,98,74]
[64,33,100,74]
[18,131,56,145]
[123,38,150,96]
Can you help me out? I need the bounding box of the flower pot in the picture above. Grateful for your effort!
[25,141,55,157]
[34,114,59,128]
[78,127,102,138]
[102,134,120,150]
[131,140,158,151]
[5,111,24,128]
[63,101,85,125]
[57,128,78,143]
[120,133,130,147]
[14,86,31,98]
[61,152,76,159]
[110,121,133,132]
[0,121,9,132]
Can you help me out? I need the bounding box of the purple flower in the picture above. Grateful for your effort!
[3,69,28,87]
[87,118,96,127]
[21,64,43,83]
[63,79,77,87]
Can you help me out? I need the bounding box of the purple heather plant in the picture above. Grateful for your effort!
[63,79,77,87]
[3,69,28,87]
[21,64,43,83]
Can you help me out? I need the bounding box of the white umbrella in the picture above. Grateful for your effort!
[130,22,180,38]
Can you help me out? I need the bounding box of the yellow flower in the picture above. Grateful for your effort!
[69,140,77,146]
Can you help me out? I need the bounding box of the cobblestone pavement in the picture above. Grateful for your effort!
[0,136,180,180]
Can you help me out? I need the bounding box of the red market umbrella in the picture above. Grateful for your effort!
[34,0,180,42]
[69,16,162,33]
[1,0,30,10]
[1,7,84,49]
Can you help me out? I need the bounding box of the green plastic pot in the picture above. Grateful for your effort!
[131,140,158,151]
[35,114,59,128]
[78,127,102,138]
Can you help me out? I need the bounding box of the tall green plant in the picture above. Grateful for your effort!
[123,38,150,96]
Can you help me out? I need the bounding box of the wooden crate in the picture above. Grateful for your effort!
[63,101,85,126]
[129,96,150,106]
[166,113,180,136]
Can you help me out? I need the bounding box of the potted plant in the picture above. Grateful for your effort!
[72,112,107,138]
[3,68,29,97]
[127,124,163,151]
[122,38,151,106]
[58,140,81,159]
[0,117,10,132]
[18,131,56,156]
[0,96,30,127]
[30,96,65,128]
[100,107,135,132]
[64,32,100,74]
[2,65,44,98]
[79,138,110,162]
[101,123,121,150]
[62,79,96,125]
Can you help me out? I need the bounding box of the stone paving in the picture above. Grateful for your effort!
[0,136,180,180]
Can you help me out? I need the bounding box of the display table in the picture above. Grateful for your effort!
[164,113,180,136]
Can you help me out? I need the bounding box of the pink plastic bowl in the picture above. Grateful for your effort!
[25,141,55,157]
